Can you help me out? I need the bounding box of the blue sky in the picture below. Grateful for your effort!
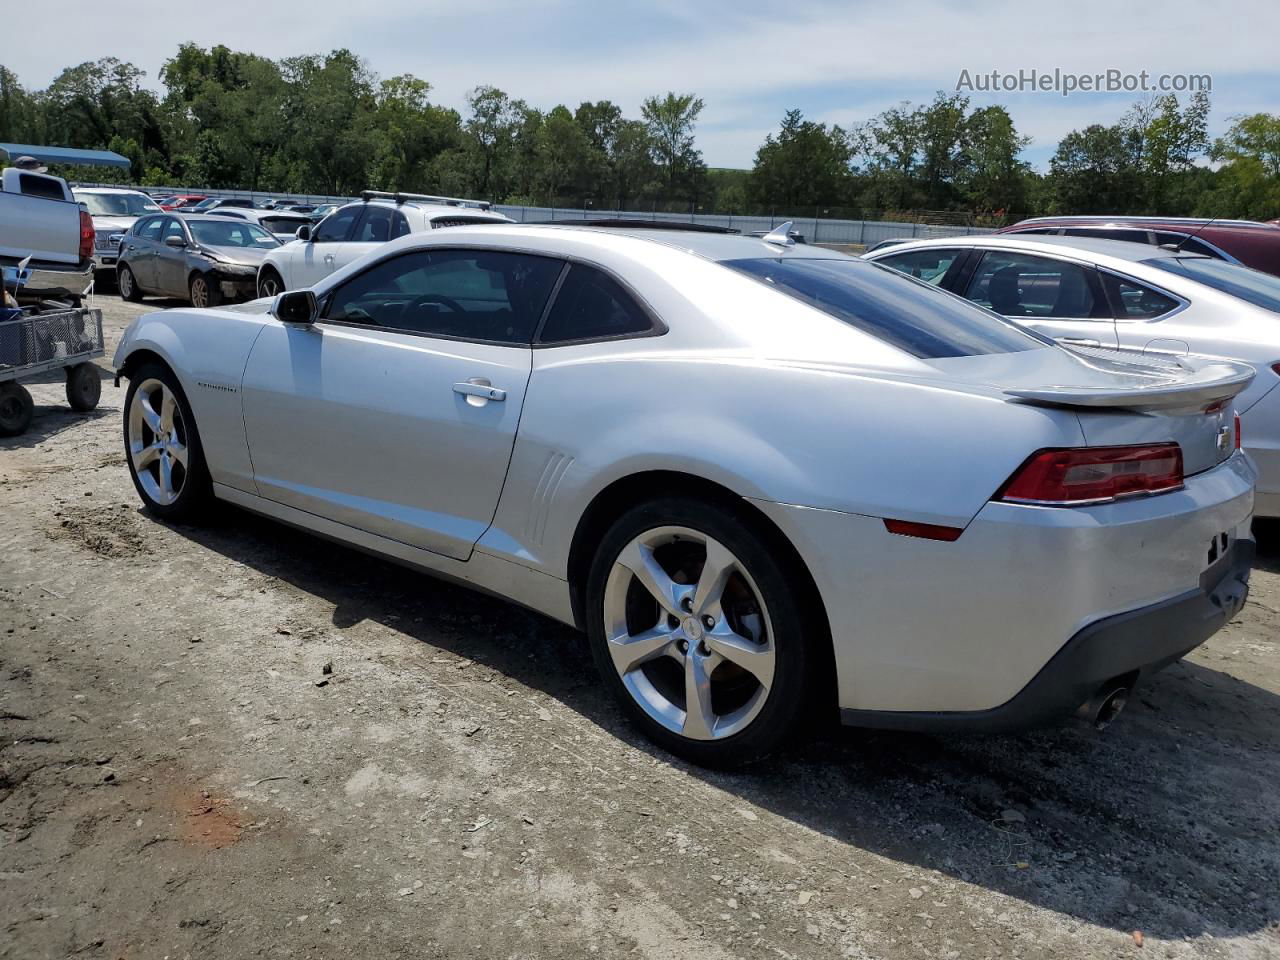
[7,0,1279,171]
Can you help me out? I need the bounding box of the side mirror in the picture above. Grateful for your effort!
[274,289,317,325]
[164,235,187,248]
[295,224,312,242]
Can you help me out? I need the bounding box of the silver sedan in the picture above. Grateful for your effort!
[113,223,1255,765]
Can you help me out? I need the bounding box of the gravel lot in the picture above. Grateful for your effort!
[2,297,1279,960]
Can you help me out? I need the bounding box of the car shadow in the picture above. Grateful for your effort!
[165,504,1280,942]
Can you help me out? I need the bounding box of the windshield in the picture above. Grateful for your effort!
[261,216,310,235]
[77,192,161,217]
[723,257,1053,358]
[188,220,279,249]
[1145,257,1280,315]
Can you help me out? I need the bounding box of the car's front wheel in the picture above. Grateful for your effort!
[258,266,285,299]
[585,496,818,767]
[118,264,142,302]
[188,273,221,308]
[123,362,213,523]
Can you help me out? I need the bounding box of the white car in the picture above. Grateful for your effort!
[113,223,1255,766]
[865,235,1280,517]
[72,187,162,274]
[256,191,512,297]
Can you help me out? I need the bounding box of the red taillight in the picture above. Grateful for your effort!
[997,444,1184,506]
[79,210,95,261]
[883,518,964,541]
[1235,412,1242,450]
[1271,362,1280,377]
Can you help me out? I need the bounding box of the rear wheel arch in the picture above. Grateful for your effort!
[566,471,835,701]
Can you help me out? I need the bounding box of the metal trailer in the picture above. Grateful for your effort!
[0,304,105,436]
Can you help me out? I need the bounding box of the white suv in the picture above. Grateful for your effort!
[256,192,512,296]
[73,188,163,275]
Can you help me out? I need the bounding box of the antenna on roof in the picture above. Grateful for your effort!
[1165,217,1219,255]
[761,221,796,247]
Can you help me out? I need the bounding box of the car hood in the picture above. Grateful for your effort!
[199,245,272,267]
[91,216,137,232]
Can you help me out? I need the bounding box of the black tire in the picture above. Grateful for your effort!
[0,383,34,437]
[189,273,221,308]
[118,264,143,302]
[122,362,214,523]
[258,266,285,299]
[65,362,102,412]
[585,496,819,767]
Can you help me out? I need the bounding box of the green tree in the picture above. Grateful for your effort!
[961,105,1031,215]
[641,92,705,204]
[748,109,851,211]
[1205,113,1280,219]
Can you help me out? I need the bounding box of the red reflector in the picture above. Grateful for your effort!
[883,518,964,541]
[1235,412,1242,450]
[998,444,1184,506]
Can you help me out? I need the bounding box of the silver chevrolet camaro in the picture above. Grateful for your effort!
[114,222,1257,766]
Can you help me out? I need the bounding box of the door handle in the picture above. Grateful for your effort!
[323,254,335,264]
[1060,337,1101,348]
[453,380,506,402]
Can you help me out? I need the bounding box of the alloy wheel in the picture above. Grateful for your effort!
[260,271,282,298]
[119,267,134,298]
[127,378,189,506]
[602,526,775,741]
[190,276,209,307]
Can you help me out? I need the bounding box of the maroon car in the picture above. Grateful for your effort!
[997,216,1280,277]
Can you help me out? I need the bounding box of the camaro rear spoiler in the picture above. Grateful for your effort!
[1004,353,1255,412]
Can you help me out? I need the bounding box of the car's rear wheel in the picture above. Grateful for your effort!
[0,383,34,437]
[118,264,142,302]
[123,363,213,523]
[65,363,101,412]
[585,496,817,767]
[188,273,221,308]
[258,266,285,299]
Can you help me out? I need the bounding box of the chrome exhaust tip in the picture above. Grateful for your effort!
[1077,684,1131,731]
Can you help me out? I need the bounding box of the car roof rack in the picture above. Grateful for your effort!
[528,218,739,235]
[360,190,492,211]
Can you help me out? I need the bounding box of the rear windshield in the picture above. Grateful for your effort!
[723,257,1052,358]
[1145,257,1280,315]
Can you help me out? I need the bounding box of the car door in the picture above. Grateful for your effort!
[155,217,192,297]
[328,205,411,274]
[961,250,1118,348]
[121,216,164,289]
[293,205,361,287]
[869,247,968,288]
[240,246,565,560]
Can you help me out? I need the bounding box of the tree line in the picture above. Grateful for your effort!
[1,45,1277,223]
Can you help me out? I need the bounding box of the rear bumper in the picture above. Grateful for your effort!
[14,261,94,301]
[750,451,1256,722]
[839,537,1252,732]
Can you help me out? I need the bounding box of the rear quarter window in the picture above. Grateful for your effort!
[724,257,1051,359]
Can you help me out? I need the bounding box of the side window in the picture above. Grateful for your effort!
[1153,232,1228,260]
[874,248,962,286]
[965,252,1105,319]
[323,249,563,344]
[313,206,360,243]
[353,206,397,243]
[136,217,164,241]
[392,212,411,239]
[161,218,186,243]
[537,264,654,343]
[1063,227,1151,245]
[1102,273,1181,320]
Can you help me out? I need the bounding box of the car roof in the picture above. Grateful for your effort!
[530,224,854,261]
[870,233,1214,265]
[74,187,150,195]
[1011,215,1279,234]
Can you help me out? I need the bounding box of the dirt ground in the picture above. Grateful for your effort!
[2,296,1279,960]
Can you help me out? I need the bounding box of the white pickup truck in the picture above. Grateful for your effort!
[0,168,95,303]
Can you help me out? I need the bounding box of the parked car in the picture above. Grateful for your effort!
[865,233,1280,516]
[306,203,340,222]
[114,222,1254,765]
[256,191,511,296]
[73,187,163,276]
[116,213,279,307]
[159,194,206,211]
[0,167,94,302]
[998,216,1280,277]
[186,197,256,213]
[207,207,313,240]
